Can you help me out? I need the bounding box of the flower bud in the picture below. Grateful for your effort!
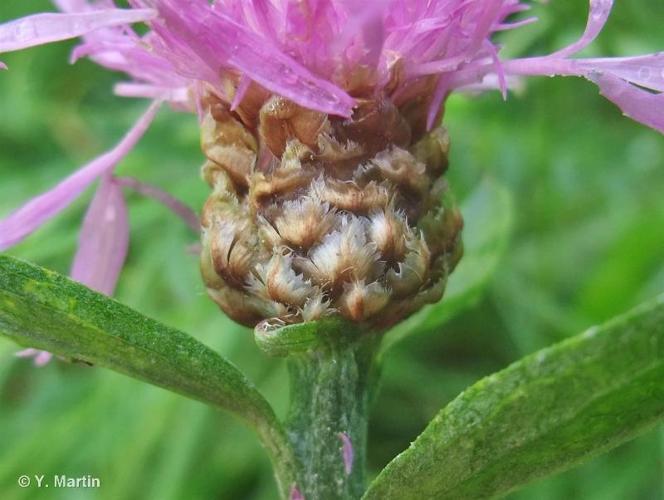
[200,91,462,329]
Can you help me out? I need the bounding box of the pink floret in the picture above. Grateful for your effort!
[16,349,54,367]
[2,1,661,128]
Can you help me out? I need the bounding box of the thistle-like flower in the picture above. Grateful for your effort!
[1,1,663,331]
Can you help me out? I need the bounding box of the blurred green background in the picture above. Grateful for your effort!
[1,1,663,499]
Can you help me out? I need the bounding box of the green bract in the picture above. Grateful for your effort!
[381,177,513,355]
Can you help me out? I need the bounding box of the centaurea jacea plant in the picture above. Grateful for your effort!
[1,1,663,499]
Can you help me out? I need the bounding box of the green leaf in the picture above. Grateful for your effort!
[380,178,513,353]
[0,255,296,497]
[364,295,664,500]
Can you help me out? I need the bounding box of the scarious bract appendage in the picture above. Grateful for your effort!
[200,92,463,328]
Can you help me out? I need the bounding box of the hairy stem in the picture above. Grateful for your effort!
[286,330,380,499]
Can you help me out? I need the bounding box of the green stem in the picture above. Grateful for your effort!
[286,331,380,499]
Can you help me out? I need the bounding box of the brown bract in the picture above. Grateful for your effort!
[199,88,462,329]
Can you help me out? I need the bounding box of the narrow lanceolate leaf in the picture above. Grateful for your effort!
[381,178,512,354]
[0,255,296,496]
[364,295,664,500]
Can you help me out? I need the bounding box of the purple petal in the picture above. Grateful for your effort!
[333,0,389,68]
[427,74,452,130]
[53,0,100,12]
[0,61,7,70]
[466,0,507,55]
[495,55,664,135]
[494,16,539,32]
[485,40,507,100]
[34,350,54,366]
[230,74,251,111]
[58,0,131,13]
[16,348,54,367]
[338,432,354,476]
[16,348,39,358]
[0,101,161,251]
[590,72,664,134]
[153,0,355,117]
[70,176,130,296]
[114,82,190,105]
[578,53,664,93]
[410,54,468,78]
[0,9,156,53]
[552,0,614,58]
[10,2,188,108]
[115,176,200,233]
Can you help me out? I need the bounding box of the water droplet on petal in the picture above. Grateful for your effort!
[637,66,652,82]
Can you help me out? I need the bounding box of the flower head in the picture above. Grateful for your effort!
[3,1,663,123]
[1,1,663,330]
